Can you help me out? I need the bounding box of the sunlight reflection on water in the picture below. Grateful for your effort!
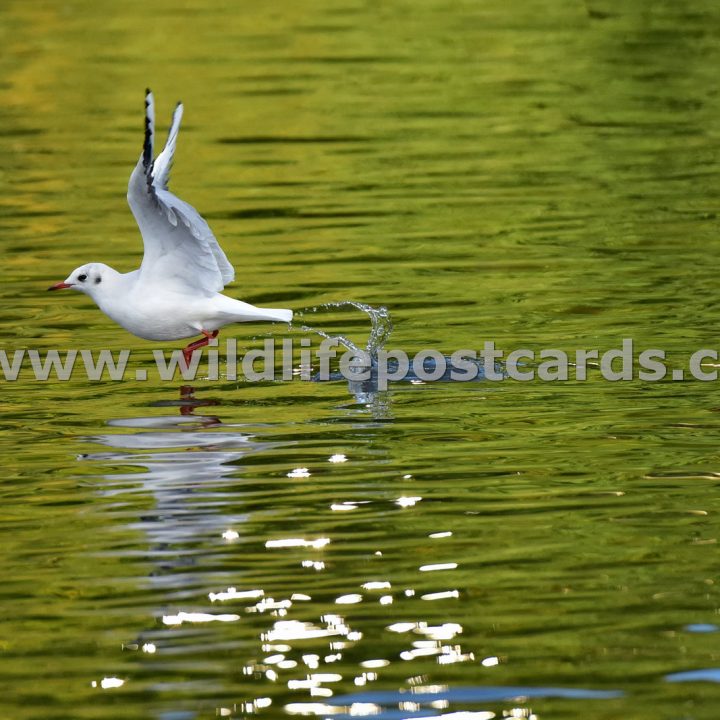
[74,386,545,717]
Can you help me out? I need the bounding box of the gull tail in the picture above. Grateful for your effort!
[251,307,293,324]
[219,296,293,324]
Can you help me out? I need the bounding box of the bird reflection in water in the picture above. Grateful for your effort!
[83,385,273,556]
[163,384,221,419]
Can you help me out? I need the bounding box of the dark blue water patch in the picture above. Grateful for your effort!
[684,623,719,633]
[331,686,623,704]
[666,668,720,683]
[315,356,501,385]
[327,685,623,719]
[326,713,446,720]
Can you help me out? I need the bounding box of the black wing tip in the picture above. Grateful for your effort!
[146,87,152,97]
[143,91,154,172]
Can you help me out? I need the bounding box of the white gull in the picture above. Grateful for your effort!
[49,89,292,363]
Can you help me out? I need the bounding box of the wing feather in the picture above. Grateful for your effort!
[143,88,154,172]
[152,102,182,190]
[127,90,235,296]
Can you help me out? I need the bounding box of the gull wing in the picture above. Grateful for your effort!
[127,90,235,296]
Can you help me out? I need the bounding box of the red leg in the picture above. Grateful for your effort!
[176,385,220,419]
[179,385,195,415]
[182,330,219,366]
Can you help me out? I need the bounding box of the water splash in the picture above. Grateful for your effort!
[299,325,363,357]
[351,301,393,355]
[295,301,393,358]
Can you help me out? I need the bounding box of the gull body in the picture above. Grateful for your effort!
[49,90,292,359]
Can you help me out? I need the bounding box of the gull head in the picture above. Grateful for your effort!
[48,263,118,297]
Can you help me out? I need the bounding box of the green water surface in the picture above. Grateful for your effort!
[2,1,720,719]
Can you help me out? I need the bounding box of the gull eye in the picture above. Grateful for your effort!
[95,277,102,284]
[78,274,87,282]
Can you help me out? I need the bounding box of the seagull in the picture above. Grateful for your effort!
[49,89,292,364]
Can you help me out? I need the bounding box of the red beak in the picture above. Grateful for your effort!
[47,282,73,291]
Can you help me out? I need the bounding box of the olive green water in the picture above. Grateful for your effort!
[3,1,720,718]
